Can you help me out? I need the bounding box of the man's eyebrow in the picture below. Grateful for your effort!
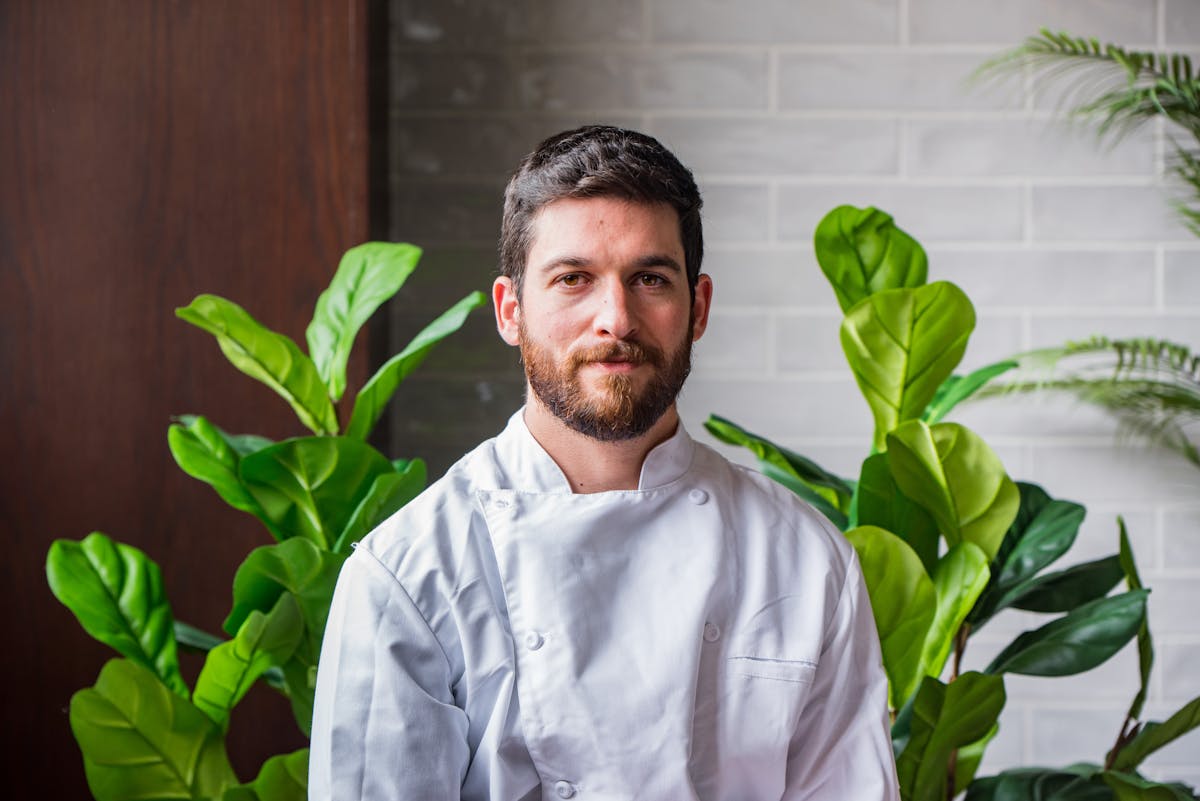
[533,254,684,273]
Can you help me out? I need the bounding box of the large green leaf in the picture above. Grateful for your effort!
[333,458,427,553]
[193,594,303,731]
[845,525,937,709]
[168,416,264,518]
[985,589,1149,677]
[923,360,1019,424]
[223,750,308,801]
[70,659,237,801]
[812,205,928,313]
[965,767,1110,801]
[853,453,939,572]
[1007,555,1125,613]
[919,543,990,682]
[177,295,337,435]
[1103,771,1196,801]
[175,414,273,457]
[895,672,1006,801]
[970,484,1086,627]
[705,415,854,521]
[239,437,395,549]
[225,538,347,734]
[1118,517,1154,723]
[306,242,422,403]
[840,281,975,450]
[1111,695,1200,772]
[346,291,487,440]
[47,532,187,697]
[887,420,1020,561]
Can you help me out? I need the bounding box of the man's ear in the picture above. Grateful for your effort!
[690,273,714,342]
[494,276,521,346]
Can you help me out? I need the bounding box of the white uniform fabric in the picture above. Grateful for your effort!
[309,410,899,801]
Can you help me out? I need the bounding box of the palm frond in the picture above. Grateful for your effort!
[981,337,1200,470]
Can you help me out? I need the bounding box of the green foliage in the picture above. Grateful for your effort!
[981,337,1200,470]
[813,204,928,313]
[50,242,483,800]
[70,659,238,801]
[980,29,1200,234]
[47,532,188,697]
[840,281,975,450]
[706,205,1185,800]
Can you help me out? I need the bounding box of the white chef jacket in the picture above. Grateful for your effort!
[309,410,898,801]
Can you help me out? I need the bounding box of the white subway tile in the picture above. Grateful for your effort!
[1032,186,1194,243]
[704,248,842,309]
[703,184,772,243]
[778,52,1021,112]
[1164,0,1200,45]
[778,185,1026,242]
[1164,249,1200,308]
[1162,508,1200,571]
[652,118,899,177]
[773,312,845,372]
[910,120,1155,178]
[650,0,897,44]
[909,0,1157,45]
[692,312,770,375]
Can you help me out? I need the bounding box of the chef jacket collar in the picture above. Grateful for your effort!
[500,407,696,493]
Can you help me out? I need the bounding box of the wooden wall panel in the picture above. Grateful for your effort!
[0,1,369,795]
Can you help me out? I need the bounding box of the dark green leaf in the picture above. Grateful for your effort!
[1103,770,1196,801]
[706,415,854,499]
[47,533,188,697]
[812,205,928,313]
[177,295,338,435]
[1008,556,1125,613]
[70,659,237,801]
[887,420,1020,561]
[168,416,264,518]
[841,282,975,449]
[985,590,1149,676]
[306,242,422,403]
[845,526,937,708]
[1118,516,1154,723]
[965,766,1109,801]
[1111,695,1200,772]
[193,594,303,730]
[346,291,487,440]
[923,360,1019,424]
[239,437,396,549]
[853,453,939,573]
[895,673,1006,801]
[333,458,427,553]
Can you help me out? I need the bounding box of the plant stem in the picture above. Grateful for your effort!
[946,749,959,801]
[952,623,971,680]
[1104,714,1137,770]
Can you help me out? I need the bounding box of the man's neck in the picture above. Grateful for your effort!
[522,395,681,494]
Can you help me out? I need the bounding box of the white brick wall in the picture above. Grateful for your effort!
[387,0,1200,785]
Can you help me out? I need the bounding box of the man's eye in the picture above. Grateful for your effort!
[559,274,583,287]
[638,274,666,287]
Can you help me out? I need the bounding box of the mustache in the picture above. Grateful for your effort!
[569,339,664,369]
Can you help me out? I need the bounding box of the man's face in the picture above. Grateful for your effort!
[494,196,712,441]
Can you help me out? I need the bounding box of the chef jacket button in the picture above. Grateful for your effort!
[688,488,709,505]
[524,631,544,651]
[703,622,721,642]
[493,497,510,509]
[554,780,576,798]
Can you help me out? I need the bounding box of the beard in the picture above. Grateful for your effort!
[520,318,694,442]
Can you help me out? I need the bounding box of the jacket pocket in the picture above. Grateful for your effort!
[728,655,817,684]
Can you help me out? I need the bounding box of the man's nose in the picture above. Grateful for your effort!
[592,281,636,340]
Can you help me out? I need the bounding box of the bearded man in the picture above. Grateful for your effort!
[309,125,899,801]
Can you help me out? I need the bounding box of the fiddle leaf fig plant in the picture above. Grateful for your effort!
[47,241,487,801]
[706,205,1199,800]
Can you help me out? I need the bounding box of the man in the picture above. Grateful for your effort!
[309,125,898,800]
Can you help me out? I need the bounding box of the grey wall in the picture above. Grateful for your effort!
[386,0,1200,784]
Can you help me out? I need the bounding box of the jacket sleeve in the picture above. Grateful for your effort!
[782,554,900,801]
[309,545,469,800]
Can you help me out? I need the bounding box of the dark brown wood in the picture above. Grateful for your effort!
[0,1,369,794]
